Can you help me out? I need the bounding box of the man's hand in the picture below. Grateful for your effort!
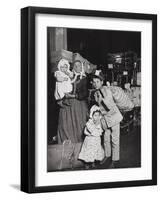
[94,91,103,104]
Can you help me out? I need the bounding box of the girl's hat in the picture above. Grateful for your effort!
[90,105,100,118]
[57,58,70,71]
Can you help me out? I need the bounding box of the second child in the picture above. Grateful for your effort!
[78,105,105,168]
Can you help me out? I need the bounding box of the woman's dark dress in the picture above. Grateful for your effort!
[57,77,89,144]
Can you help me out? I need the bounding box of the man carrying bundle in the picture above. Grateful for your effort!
[91,70,123,168]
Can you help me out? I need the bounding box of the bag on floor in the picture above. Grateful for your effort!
[47,140,74,171]
[72,142,84,168]
[47,140,84,171]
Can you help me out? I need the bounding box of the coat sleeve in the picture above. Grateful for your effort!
[97,87,123,127]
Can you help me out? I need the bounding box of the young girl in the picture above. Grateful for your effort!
[54,58,75,101]
[78,105,105,168]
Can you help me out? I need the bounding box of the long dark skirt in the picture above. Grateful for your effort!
[57,99,89,144]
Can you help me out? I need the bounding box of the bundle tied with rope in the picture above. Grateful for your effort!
[73,53,97,74]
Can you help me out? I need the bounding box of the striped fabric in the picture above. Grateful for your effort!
[110,86,134,111]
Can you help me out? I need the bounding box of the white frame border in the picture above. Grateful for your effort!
[35,14,152,187]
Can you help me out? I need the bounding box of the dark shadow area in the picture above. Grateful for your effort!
[67,28,141,66]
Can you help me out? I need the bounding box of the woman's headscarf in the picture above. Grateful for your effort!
[72,60,86,79]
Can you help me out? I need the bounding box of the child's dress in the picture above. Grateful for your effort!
[54,70,73,100]
[78,119,105,162]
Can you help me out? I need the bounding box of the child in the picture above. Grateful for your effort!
[78,105,105,168]
[54,58,74,101]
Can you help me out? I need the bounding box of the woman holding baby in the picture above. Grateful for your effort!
[55,59,89,144]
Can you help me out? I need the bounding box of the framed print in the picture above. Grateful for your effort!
[21,6,157,193]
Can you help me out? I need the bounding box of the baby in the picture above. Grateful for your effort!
[54,58,74,101]
[78,105,105,169]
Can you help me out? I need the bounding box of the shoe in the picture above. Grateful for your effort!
[100,157,111,165]
[84,164,90,170]
[91,162,96,168]
[100,157,108,165]
[111,160,120,168]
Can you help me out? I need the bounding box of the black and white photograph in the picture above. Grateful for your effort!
[20,6,157,193]
[47,27,141,172]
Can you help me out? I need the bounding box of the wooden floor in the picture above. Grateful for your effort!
[98,125,141,170]
[48,124,141,172]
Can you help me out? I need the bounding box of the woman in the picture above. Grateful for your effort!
[57,60,89,144]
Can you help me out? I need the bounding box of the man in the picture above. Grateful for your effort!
[91,70,123,168]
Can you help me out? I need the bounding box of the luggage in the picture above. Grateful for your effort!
[73,53,86,63]
[83,62,97,74]
[50,49,73,64]
[73,53,97,74]
[50,51,96,74]
[110,86,134,112]
[72,143,84,168]
[47,140,84,171]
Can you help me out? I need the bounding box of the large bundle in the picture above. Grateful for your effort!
[73,53,86,63]
[50,49,73,64]
[73,53,97,74]
[83,62,97,74]
[110,86,134,111]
